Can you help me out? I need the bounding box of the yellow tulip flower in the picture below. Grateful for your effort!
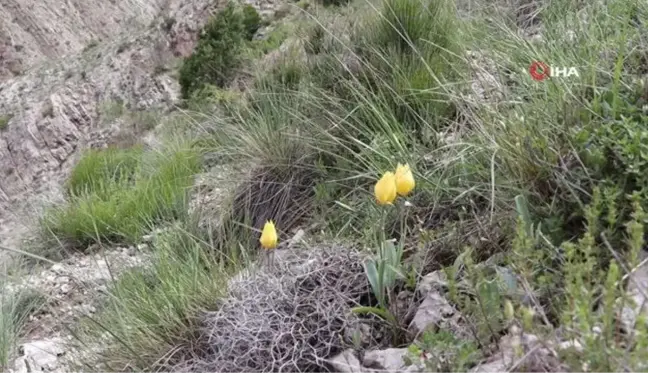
[374,171,397,205]
[395,163,415,197]
[260,220,278,250]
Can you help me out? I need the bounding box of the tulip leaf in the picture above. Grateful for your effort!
[515,194,532,235]
[363,259,383,306]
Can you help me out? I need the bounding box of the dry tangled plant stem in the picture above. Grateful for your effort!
[177,246,385,373]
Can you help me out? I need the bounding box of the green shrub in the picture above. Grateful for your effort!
[255,60,304,90]
[248,23,292,56]
[179,2,247,99]
[43,146,199,248]
[350,0,460,130]
[404,330,480,372]
[129,109,161,133]
[359,0,455,56]
[242,5,262,40]
[508,192,648,371]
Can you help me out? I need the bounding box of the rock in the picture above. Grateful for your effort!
[12,338,66,373]
[59,283,72,294]
[466,50,506,105]
[137,243,149,251]
[141,234,153,242]
[330,349,364,373]
[416,270,447,297]
[287,229,305,248]
[557,339,583,352]
[0,0,224,268]
[344,323,373,348]
[620,250,648,331]
[362,348,408,372]
[470,331,563,373]
[469,358,508,373]
[409,290,456,336]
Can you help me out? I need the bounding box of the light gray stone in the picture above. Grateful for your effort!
[416,271,447,297]
[409,291,456,336]
[620,250,648,331]
[362,348,409,372]
[469,358,508,373]
[12,338,66,373]
[330,349,364,373]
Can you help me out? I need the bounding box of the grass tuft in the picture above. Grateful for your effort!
[0,277,47,370]
[74,225,231,371]
[41,145,199,250]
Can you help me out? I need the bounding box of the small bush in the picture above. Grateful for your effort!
[242,5,262,40]
[348,0,460,130]
[358,0,455,56]
[162,16,176,32]
[248,23,292,56]
[179,2,248,99]
[404,330,480,372]
[83,40,99,52]
[129,109,160,133]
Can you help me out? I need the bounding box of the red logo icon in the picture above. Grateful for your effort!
[529,61,550,81]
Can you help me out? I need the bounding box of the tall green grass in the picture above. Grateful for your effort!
[73,225,232,371]
[42,145,200,249]
[65,146,143,199]
[0,267,47,370]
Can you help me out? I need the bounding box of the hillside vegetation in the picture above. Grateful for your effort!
[4,0,648,371]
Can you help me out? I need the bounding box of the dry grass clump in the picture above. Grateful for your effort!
[214,162,319,254]
[231,164,316,236]
[174,246,386,372]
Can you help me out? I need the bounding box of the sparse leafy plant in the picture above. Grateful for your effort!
[360,239,404,310]
[0,114,12,131]
[99,100,126,123]
[404,330,480,372]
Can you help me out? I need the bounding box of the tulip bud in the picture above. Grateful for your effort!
[395,163,415,197]
[504,299,515,322]
[260,220,278,250]
[374,171,397,205]
[522,306,535,330]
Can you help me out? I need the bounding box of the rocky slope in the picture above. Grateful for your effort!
[0,0,270,371]
[0,0,220,254]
